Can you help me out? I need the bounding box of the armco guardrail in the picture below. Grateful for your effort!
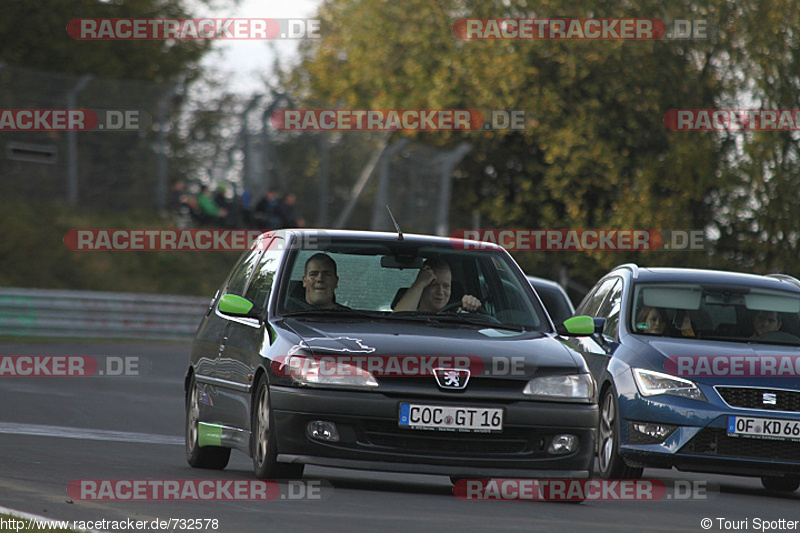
[0,288,210,340]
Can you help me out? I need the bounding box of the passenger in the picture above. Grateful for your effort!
[394,257,481,313]
[673,310,696,337]
[636,306,668,335]
[751,310,781,338]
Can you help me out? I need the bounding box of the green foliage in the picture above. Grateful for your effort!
[0,0,232,83]
[0,202,239,295]
[288,0,800,287]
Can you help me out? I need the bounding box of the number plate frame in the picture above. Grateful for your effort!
[398,403,504,432]
[727,416,800,441]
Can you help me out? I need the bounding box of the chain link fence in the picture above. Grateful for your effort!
[1,64,470,235]
[0,64,175,210]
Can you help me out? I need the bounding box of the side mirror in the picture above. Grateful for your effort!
[218,293,258,318]
[556,315,596,336]
[592,317,607,335]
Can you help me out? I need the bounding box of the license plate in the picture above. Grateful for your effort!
[398,403,503,432]
[727,416,800,441]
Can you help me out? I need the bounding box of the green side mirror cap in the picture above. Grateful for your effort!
[557,315,595,336]
[218,293,255,317]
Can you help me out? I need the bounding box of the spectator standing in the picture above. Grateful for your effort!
[276,192,299,228]
[254,188,282,228]
[197,184,228,225]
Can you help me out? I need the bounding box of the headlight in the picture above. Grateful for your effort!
[632,368,707,401]
[286,355,378,389]
[523,373,595,402]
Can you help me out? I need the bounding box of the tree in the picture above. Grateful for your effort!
[0,0,232,83]
[288,0,745,286]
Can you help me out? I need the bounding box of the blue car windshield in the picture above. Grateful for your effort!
[632,283,800,346]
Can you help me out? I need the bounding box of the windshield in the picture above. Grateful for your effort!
[277,239,549,330]
[631,282,800,346]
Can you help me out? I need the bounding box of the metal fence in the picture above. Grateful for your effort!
[0,64,175,210]
[0,287,209,341]
[0,64,471,236]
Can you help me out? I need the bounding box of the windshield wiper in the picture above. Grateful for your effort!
[427,313,526,332]
[282,308,383,319]
[384,312,442,324]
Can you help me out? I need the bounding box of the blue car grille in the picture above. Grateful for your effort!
[716,387,800,413]
[681,428,800,462]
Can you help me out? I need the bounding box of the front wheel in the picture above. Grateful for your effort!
[251,375,305,479]
[186,374,231,470]
[596,386,643,480]
[761,475,800,492]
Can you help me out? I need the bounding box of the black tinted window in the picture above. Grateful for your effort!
[226,248,264,297]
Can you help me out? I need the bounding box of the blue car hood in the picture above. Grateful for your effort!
[628,335,800,387]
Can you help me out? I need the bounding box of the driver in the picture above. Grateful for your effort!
[301,253,347,309]
[393,257,481,313]
[751,310,781,338]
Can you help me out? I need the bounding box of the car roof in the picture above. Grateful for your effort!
[608,263,800,293]
[266,228,505,251]
[527,275,566,290]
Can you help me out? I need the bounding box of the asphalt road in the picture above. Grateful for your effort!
[0,340,797,533]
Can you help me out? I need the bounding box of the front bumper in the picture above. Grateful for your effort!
[622,426,800,476]
[270,385,597,478]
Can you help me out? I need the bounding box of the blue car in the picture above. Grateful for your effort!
[566,264,800,492]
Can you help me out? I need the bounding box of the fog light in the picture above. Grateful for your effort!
[632,422,675,441]
[548,434,578,454]
[306,421,340,442]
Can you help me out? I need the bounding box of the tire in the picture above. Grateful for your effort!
[251,375,305,479]
[186,374,231,470]
[761,475,800,492]
[596,386,643,480]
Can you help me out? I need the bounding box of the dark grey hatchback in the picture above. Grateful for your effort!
[185,229,597,480]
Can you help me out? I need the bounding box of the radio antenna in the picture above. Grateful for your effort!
[386,206,403,240]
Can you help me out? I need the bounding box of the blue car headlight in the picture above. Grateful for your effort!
[632,368,707,401]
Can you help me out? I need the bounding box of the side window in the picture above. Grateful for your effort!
[596,279,623,339]
[576,277,618,317]
[226,248,265,297]
[244,240,283,310]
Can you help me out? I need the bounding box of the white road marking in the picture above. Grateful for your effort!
[0,421,182,445]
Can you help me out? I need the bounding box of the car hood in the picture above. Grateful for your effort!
[280,318,586,376]
[627,334,800,386]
